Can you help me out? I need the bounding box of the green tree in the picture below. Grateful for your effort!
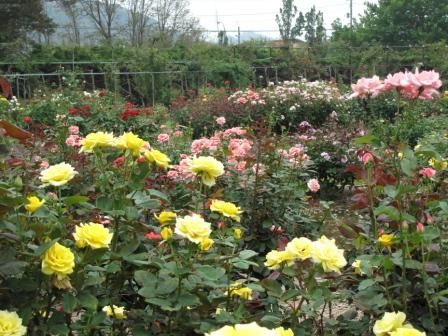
[275,0,304,42]
[333,0,448,46]
[303,6,326,44]
[0,0,54,44]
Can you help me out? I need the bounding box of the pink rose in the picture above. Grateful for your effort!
[157,133,170,144]
[216,117,226,126]
[40,160,50,169]
[65,135,83,147]
[419,167,436,178]
[307,178,320,193]
[68,126,79,135]
[416,222,425,233]
[359,152,374,164]
[350,76,385,98]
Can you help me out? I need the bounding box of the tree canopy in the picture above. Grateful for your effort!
[332,0,448,46]
[0,0,54,43]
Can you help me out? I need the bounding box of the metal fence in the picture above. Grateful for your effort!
[1,66,290,105]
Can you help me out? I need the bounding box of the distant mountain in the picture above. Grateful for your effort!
[41,1,269,45]
[42,0,155,44]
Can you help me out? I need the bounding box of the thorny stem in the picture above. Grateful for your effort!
[420,243,439,335]
[366,165,377,239]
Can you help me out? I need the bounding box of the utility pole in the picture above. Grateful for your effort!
[349,0,353,83]
[238,26,241,45]
[349,0,353,30]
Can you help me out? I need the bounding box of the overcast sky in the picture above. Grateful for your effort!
[189,0,376,39]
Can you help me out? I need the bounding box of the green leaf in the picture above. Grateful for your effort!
[374,206,400,221]
[261,279,282,297]
[33,238,59,256]
[146,298,175,311]
[148,189,169,201]
[124,253,151,265]
[135,270,157,287]
[354,134,377,145]
[96,196,113,211]
[125,206,139,220]
[65,195,89,206]
[78,293,98,311]
[48,324,69,335]
[196,265,226,281]
[422,226,440,242]
[281,289,301,301]
[138,285,156,299]
[0,261,27,275]
[404,259,422,270]
[62,293,77,313]
[155,277,178,295]
[400,156,417,177]
[358,279,375,290]
[260,315,282,324]
[238,250,258,260]
[177,293,200,307]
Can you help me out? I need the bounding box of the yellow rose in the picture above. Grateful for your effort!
[264,250,294,270]
[206,322,274,336]
[174,214,211,244]
[161,227,173,241]
[352,259,364,275]
[40,162,77,187]
[285,237,312,260]
[79,131,115,153]
[41,242,75,279]
[233,228,243,240]
[73,222,113,249]
[210,199,242,222]
[275,327,295,336]
[227,283,253,300]
[144,149,170,169]
[428,158,447,170]
[188,156,224,187]
[154,211,177,226]
[0,310,27,336]
[389,327,426,336]
[311,236,347,273]
[115,132,146,156]
[199,237,214,251]
[102,305,126,320]
[25,196,45,213]
[373,312,407,336]
[378,233,395,247]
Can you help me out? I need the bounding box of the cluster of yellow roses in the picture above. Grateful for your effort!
[205,322,294,336]
[78,131,228,185]
[373,312,426,336]
[79,131,171,169]
[153,199,243,251]
[41,222,113,288]
[265,236,347,273]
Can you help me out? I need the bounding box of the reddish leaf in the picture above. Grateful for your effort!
[0,120,33,143]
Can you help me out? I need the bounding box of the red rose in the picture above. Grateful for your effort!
[23,116,32,124]
[113,156,126,166]
[145,231,162,241]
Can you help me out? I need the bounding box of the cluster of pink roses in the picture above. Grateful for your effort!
[191,136,221,155]
[351,69,442,100]
[228,88,266,106]
[65,126,83,148]
[278,144,310,167]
